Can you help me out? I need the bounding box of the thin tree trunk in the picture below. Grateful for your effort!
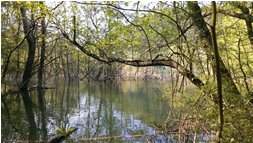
[77,53,80,79]
[211,2,224,142]
[66,52,71,81]
[238,39,250,93]
[15,18,21,82]
[20,6,36,91]
[87,56,90,82]
[38,2,46,89]
[60,49,67,80]
[54,46,58,84]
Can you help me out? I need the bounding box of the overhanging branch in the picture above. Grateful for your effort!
[218,10,253,22]
[61,31,205,88]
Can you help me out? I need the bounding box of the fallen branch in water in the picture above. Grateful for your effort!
[49,128,78,143]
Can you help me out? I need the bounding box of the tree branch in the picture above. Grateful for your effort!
[218,10,253,22]
[61,31,204,88]
[2,26,35,80]
[73,1,187,42]
[51,1,64,11]
[112,8,152,60]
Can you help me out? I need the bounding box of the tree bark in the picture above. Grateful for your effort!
[20,6,36,91]
[1,26,34,82]
[15,18,21,82]
[38,2,46,89]
[211,2,224,142]
[245,19,253,46]
[187,2,240,97]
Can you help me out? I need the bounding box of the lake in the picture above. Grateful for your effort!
[1,80,210,142]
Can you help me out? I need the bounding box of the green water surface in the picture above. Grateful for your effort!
[2,81,175,142]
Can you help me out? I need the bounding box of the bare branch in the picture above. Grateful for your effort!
[51,1,64,11]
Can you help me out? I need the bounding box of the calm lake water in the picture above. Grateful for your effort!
[1,81,210,142]
[1,81,211,142]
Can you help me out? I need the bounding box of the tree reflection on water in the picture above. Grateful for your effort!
[1,81,194,142]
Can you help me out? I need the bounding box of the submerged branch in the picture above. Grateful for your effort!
[49,128,78,143]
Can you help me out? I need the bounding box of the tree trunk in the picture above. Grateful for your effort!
[66,52,71,81]
[245,19,253,46]
[77,53,80,79]
[211,2,224,142]
[38,2,46,89]
[15,18,21,82]
[187,2,240,97]
[1,18,33,82]
[20,6,36,91]
[237,4,253,46]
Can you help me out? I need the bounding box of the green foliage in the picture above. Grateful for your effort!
[1,1,253,141]
[56,126,75,137]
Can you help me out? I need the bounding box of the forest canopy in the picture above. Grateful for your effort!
[1,1,253,142]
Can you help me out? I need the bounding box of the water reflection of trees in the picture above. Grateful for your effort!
[2,81,171,142]
[77,82,169,138]
[2,89,48,142]
[88,81,169,126]
[37,89,48,141]
[1,95,21,141]
[21,91,38,142]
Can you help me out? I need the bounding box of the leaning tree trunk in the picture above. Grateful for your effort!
[20,6,36,91]
[187,2,240,99]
